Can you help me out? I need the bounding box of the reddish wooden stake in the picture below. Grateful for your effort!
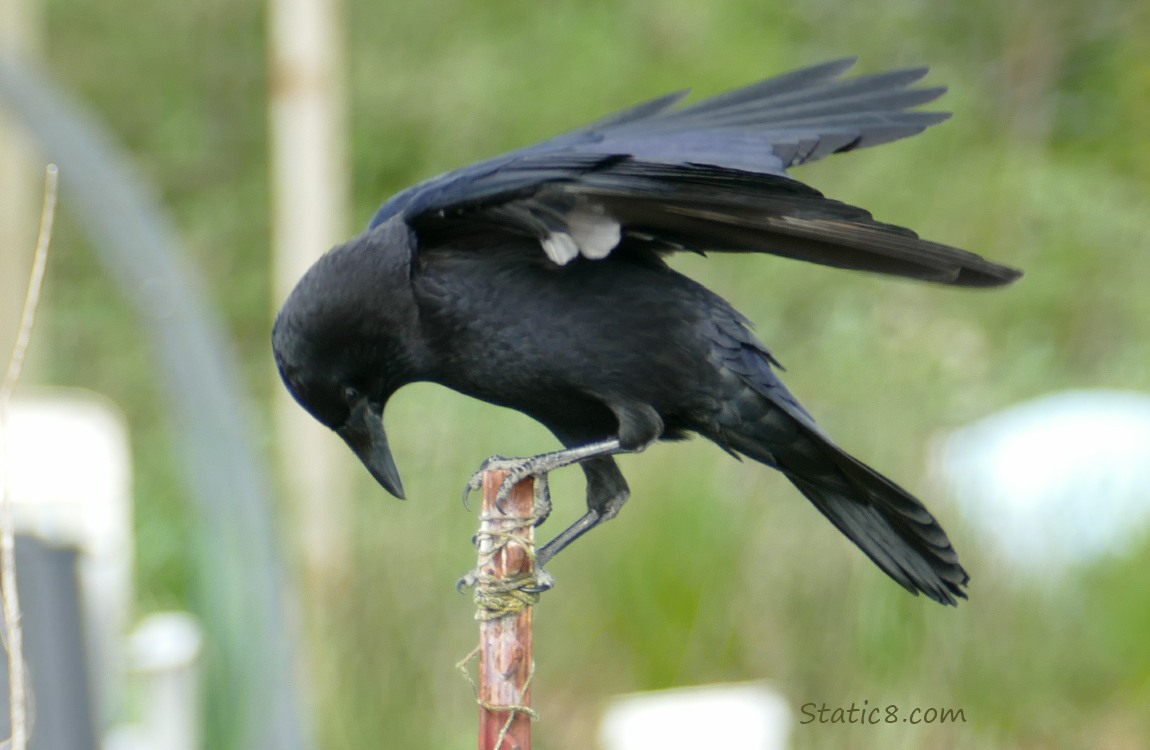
[476,470,535,750]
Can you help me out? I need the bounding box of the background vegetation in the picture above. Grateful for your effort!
[29,0,1150,747]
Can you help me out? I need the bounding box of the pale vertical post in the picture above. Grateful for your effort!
[477,471,535,750]
[267,0,352,581]
[0,0,43,372]
[0,12,45,748]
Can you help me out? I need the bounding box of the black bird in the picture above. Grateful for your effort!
[273,58,1020,606]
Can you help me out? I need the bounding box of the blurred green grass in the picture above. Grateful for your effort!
[33,0,1150,747]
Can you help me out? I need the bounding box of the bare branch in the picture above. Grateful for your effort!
[0,163,58,750]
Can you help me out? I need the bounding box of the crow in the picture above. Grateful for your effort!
[273,58,1021,605]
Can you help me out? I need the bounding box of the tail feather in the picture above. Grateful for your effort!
[705,285,970,605]
[724,414,968,605]
[784,449,969,605]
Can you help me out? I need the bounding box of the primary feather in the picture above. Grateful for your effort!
[368,58,1018,288]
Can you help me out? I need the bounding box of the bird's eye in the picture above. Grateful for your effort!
[343,386,360,403]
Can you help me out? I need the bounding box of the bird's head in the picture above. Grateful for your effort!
[277,362,406,499]
[272,220,421,499]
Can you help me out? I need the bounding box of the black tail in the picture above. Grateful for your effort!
[726,417,968,605]
[783,435,969,605]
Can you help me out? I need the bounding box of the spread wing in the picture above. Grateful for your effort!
[372,58,1021,287]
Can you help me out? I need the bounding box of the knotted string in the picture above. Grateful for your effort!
[470,513,543,620]
[457,646,539,750]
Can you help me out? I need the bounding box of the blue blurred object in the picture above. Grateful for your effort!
[936,390,1150,573]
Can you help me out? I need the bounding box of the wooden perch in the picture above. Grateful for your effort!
[475,469,536,750]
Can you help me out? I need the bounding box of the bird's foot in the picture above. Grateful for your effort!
[524,567,555,593]
[458,455,557,597]
[533,473,552,525]
[456,566,554,594]
[456,568,479,593]
[462,438,622,513]
[463,454,555,522]
[461,454,508,509]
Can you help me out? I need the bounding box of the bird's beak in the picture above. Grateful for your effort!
[337,397,405,499]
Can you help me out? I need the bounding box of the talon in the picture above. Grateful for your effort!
[533,474,552,526]
[522,568,555,594]
[463,454,524,511]
[462,468,488,510]
[456,570,480,592]
[493,474,519,514]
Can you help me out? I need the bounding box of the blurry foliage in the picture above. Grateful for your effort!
[30,0,1150,747]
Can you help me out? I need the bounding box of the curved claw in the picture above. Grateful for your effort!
[456,570,479,593]
[456,566,554,595]
[520,567,555,594]
[463,454,540,514]
[493,473,521,514]
[462,472,483,510]
[462,454,514,510]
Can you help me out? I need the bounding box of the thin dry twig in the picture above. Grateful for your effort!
[0,164,59,750]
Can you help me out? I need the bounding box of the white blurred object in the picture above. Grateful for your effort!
[0,388,133,728]
[102,725,146,750]
[599,681,791,750]
[934,389,1150,573]
[127,612,203,750]
[104,613,205,750]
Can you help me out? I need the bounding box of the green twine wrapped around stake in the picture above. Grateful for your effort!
[470,514,545,620]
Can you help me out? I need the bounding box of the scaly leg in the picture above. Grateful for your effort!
[459,438,627,592]
[463,438,623,513]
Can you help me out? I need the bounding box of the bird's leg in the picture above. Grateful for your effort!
[461,408,655,590]
[455,447,585,594]
[536,510,602,567]
[463,437,623,514]
[457,439,623,593]
[535,456,631,566]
